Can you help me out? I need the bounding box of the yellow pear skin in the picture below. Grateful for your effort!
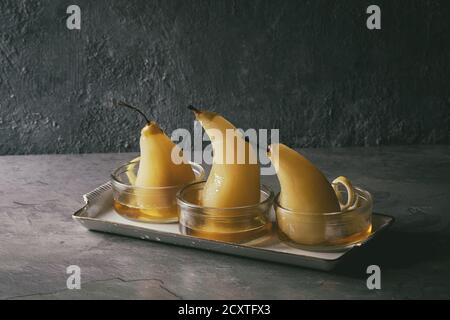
[129,121,195,220]
[135,121,195,187]
[113,101,195,222]
[190,107,260,208]
[268,143,340,213]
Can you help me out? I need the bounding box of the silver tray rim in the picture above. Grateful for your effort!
[72,182,395,270]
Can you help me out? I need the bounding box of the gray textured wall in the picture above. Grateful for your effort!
[0,0,449,155]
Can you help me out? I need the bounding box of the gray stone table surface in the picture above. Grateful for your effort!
[1,146,449,299]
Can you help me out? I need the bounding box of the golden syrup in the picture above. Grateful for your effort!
[113,200,178,223]
[180,222,272,244]
[278,223,372,248]
[329,223,372,245]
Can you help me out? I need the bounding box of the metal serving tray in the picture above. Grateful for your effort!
[73,182,394,271]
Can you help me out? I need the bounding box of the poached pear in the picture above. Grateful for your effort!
[267,143,340,213]
[188,106,260,208]
[114,101,195,221]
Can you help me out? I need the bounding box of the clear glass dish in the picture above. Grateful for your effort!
[111,160,205,223]
[275,187,373,251]
[177,181,274,244]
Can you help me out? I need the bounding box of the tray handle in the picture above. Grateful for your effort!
[83,181,112,204]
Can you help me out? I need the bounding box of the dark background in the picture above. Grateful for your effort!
[0,0,449,155]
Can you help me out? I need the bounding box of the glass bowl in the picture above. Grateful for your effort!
[275,187,373,251]
[111,159,205,223]
[177,181,274,244]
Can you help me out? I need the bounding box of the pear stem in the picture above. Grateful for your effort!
[114,100,151,124]
[187,105,201,114]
